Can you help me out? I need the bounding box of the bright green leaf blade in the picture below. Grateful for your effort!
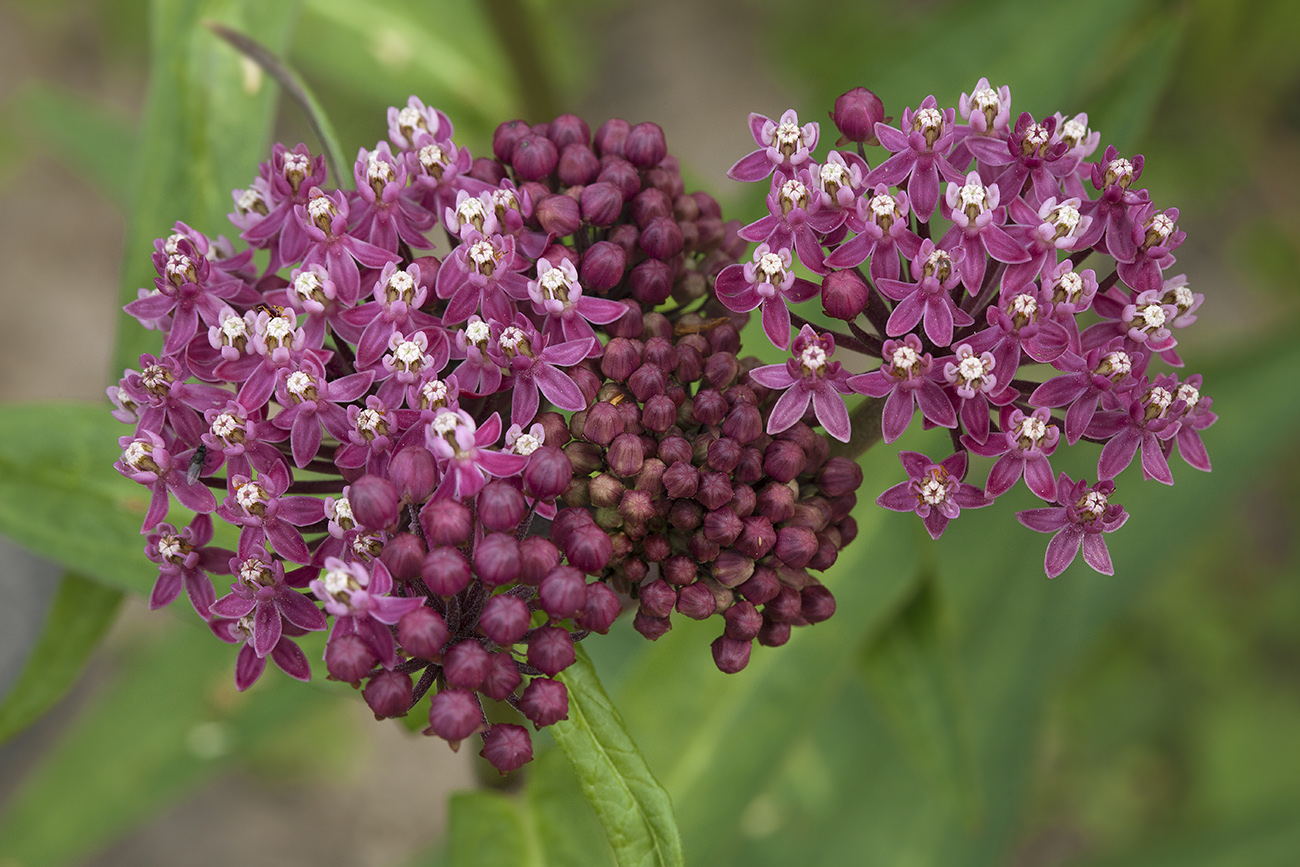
[4,80,137,205]
[0,402,168,596]
[551,645,684,867]
[114,0,298,375]
[858,574,981,824]
[447,790,542,867]
[0,572,122,743]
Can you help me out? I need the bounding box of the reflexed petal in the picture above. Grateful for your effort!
[1080,533,1115,575]
[1044,525,1084,578]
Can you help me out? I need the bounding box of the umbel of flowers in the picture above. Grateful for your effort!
[112,98,861,773]
[720,82,1214,577]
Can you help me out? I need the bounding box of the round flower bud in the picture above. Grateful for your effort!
[512,133,558,180]
[735,515,777,559]
[633,609,673,641]
[581,401,622,445]
[380,532,426,583]
[594,118,630,156]
[325,633,377,684]
[481,723,533,774]
[535,412,571,448]
[708,321,742,355]
[630,188,672,226]
[657,554,695,587]
[522,446,573,501]
[711,635,752,674]
[420,499,473,547]
[737,565,781,605]
[675,344,705,383]
[638,578,677,619]
[623,121,667,168]
[398,607,448,660]
[479,481,527,532]
[598,156,641,200]
[540,565,588,620]
[350,474,400,530]
[493,119,531,162]
[688,531,720,564]
[658,436,692,466]
[618,489,656,525]
[639,216,685,259]
[642,533,671,562]
[527,626,576,675]
[535,193,581,236]
[469,157,507,186]
[765,584,803,623]
[707,437,743,474]
[642,394,676,433]
[475,533,522,587]
[600,338,640,382]
[722,403,763,444]
[816,456,864,497]
[821,270,870,321]
[427,688,482,743]
[580,240,627,293]
[607,433,645,477]
[830,86,886,145]
[676,582,717,619]
[481,651,523,701]
[520,677,569,728]
[809,532,840,571]
[628,365,667,403]
[363,670,413,719]
[443,640,491,690]
[570,366,603,406]
[704,508,743,546]
[515,536,558,586]
[588,473,625,509]
[723,600,763,641]
[704,352,741,390]
[667,498,704,532]
[388,446,438,504]
[558,142,600,186]
[564,522,614,574]
[800,583,836,623]
[758,618,792,647]
[763,439,808,483]
[696,471,734,511]
[548,113,590,148]
[579,181,624,226]
[540,242,578,269]
[577,581,621,633]
[479,593,531,646]
[629,259,673,305]
[775,525,818,568]
[713,550,755,587]
[422,546,472,596]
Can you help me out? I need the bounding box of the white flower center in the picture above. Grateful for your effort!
[456,197,488,227]
[392,340,425,369]
[240,559,270,587]
[539,266,570,298]
[1081,490,1108,517]
[1062,119,1088,145]
[1056,271,1083,302]
[757,252,785,282]
[212,413,240,439]
[431,411,460,436]
[465,320,490,344]
[419,143,447,170]
[1171,284,1194,310]
[958,181,986,211]
[1011,294,1038,317]
[159,536,184,561]
[891,344,920,371]
[264,316,294,344]
[801,344,827,371]
[957,355,986,383]
[914,107,942,133]
[774,121,802,152]
[123,441,150,468]
[422,379,448,406]
[293,271,323,302]
[870,194,896,219]
[397,106,422,133]
[1138,304,1167,330]
[286,371,315,399]
[972,88,999,112]
[469,240,497,272]
[1018,416,1048,443]
[357,408,384,434]
[779,179,809,207]
[513,433,541,455]
[1107,158,1134,185]
[366,153,394,185]
[283,153,309,178]
[1148,386,1174,413]
[323,567,352,595]
[307,196,335,222]
[1149,212,1175,242]
[1050,204,1081,233]
[920,475,948,505]
[820,161,849,188]
[332,497,354,523]
[1177,383,1201,409]
[236,188,264,214]
[220,316,248,343]
[1103,351,1132,377]
[498,326,526,352]
[1024,123,1050,148]
[386,270,415,303]
[236,483,266,511]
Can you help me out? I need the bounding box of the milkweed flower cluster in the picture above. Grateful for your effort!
[112,98,861,772]
[721,80,1215,577]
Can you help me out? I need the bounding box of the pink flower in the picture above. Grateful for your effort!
[748,326,853,442]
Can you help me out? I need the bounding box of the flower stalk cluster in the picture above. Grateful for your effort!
[112,98,861,773]
[720,81,1216,577]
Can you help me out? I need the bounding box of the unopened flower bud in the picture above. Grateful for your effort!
[704,352,741,390]
[570,365,603,405]
[512,133,558,180]
[629,259,673,305]
[608,433,645,477]
[627,364,667,402]
[588,472,625,509]
[427,688,482,743]
[479,481,527,532]
[711,635,752,673]
[822,270,870,320]
[704,508,743,546]
[481,651,523,701]
[527,627,576,675]
[618,489,656,525]
[582,401,622,445]
[696,471,734,511]
[475,533,522,587]
[639,216,685,259]
[520,677,569,727]
[831,87,886,145]
[325,633,377,683]
[517,447,570,502]
[765,584,803,623]
[675,345,705,383]
[420,499,473,547]
[731,483,756,517]
[539,565,587,620]
[577,581,621,633]
[422,546,472,596]
[443,640,491,689]
[380,532,426,582]
[724,600,763,642]
[580,181,624,226]
[639,394,673,433]
[758,618,791,647]
[809,532,840,571]
[363,670,413,719]
[594,118,630,156]
[763,439,808,483]
[388,446,438,504]
[480,594,531,645]
[350,474,400,530]
[675,582,716,619]
[518,536,560,585]
[638,578,677,618]
[688,530,720,563]
[738,565,781,605]
[800,583,836,623]
[633,609,673,640]
[775,525,818,568]
[470,157,507,186]
[564,522,613,574]
[734,515,776,559]
[398,607,448,660]
[625,121,667,168]
[535,193,582,236]
[493,119,531,162]
[558,142,600,186]
[667,498,704,532]
[707,437,743,473]
[481,723,533,774]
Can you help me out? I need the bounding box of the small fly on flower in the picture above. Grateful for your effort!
[186,444,208,485]
[252,302,288,318]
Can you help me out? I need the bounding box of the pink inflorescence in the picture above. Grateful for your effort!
[112,99,862,773]
[724,82,1215,577]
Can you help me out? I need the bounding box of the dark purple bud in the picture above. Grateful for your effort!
[763,439,808,483]
[533,412,571,448]
[519,536,561,586]
[480,594,531,646]
[627,365,667,402]
[535,193,581,237]
[696,471,734,511]
[481,723,533,774]
[527,627,576,676]
[704,508,743,546]
[420,499,473,547]
[588,473,625,509]
[640,311,672,340]
[579,181,624,226]
[667,498,704,532]
[676,582,716,619]
[658,436,692,466]
[478,481,527,532]
[690,389,727,426]
[570,365,603,406]
[539,565,588,620]
[711,635,752,674]
[350,474,400,530]
[723,600,763,642]
[639,216,685,259]
[736,447,765,484]
[564,522,613,574]
[808,532,840,571]
[582,401,622,445]
[731,483,756,516]
[521,446,573,502]
[427,688,482,743]
[671,269,707,305]
[562,477,590,509]
[481,651,523,701]
[577,581,621,633]
[363,670,413,719]
[830,87,886,145]
[817,456,864,497]
[607,433,645,477]
[707,322,742,355]
[493,119,531,162]
[594,118,630,156]
[608,223,641,260]
[688,530,720,563]
[630,187,671,225]
[638,337,674,371]
[828,494,856,523]
[756,481,797,523]
[775,525,818,568]
[512,133,558,181]
[422,546,472,596]
[643,533,671,562]
[672,344,703,383]
[738,565,781,605]
[388,446,438,504]
[598,155,639,198]
[443,640,491,689]
[736,515,776,559]
[662,554,698,586]
[704,352,741,390]
[548,113,590,148]
[605,300,642,338]
[642,394,676,433]
[541,243,579,269]
[713,550,755,588]
[579,242,627,295]
[722,404,763,444]
[837,515,859,547]
[380,532,426,583]
[475,533,522,587]
[629,259,673,305]
[758,618,791,647]
[633,610,673,640]
[800,583,836,623]
[625,121,668,168]
[469,157,508,186]
[564,441,604,476]
[638,578,677,618]
[789,498,831,532]
[325,633,377,683]
[549,507,590,549]
[821,270,870,321]
[765,584,803,623]
[618,489,656,524]
[600,338,640,382]
[520,677,569,728]
[707,437,742,474]
[558,144,600,187]
[399,607,448,660]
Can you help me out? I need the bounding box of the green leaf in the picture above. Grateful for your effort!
[114,0,298,374]
[551,645,684,867]
[0,573,122,743]
[0,402,172,596]
[447,790,542,867]
[858,573,981,824]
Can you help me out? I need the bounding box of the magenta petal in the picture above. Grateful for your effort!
[476,449,529,478]
[1044,525,1083,578]
[543,338,597,368]
[125,292,176,320]
[278,495,327,526]
[1080,533,1115,575]
[276,589,326,632]
[270,637,312,682]
[761,296,793,350]
[983,224,1030,263]
[534,365,586,413]
[235,643,267,691]
[576,296,630,325]
[909,162,941,220]
[1097,427,1140,480]
[767,384,812,435]
[1139,434,1175,485]
[149,570,182,610]
[184,572,217,618]
[915,381,957,429]
[211,594,255,619]
[886,295,924,337]
[368,594,426,625]
[881,387,914,443]
[921,509,950,540]
[266,520,311,564]
[811,385,851,442]
[512,380,540,427]
[748,364,797,389]
[1024,457,1058,501]
[1176,428,1212,473]
[1016,507,1069,533]
[876,481,917,512]
[291,410,322,469]
[728,150,776,183]
[253,601,282,658]
[986,454,1022,498]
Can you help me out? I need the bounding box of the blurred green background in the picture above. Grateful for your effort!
[0,0,1297,865]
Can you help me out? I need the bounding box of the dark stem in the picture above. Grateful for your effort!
[1098,269,1120,293]
[1068,248,1093,267]
[286,480,347,494]
[789,312,873,356]
[846,320,883,357]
